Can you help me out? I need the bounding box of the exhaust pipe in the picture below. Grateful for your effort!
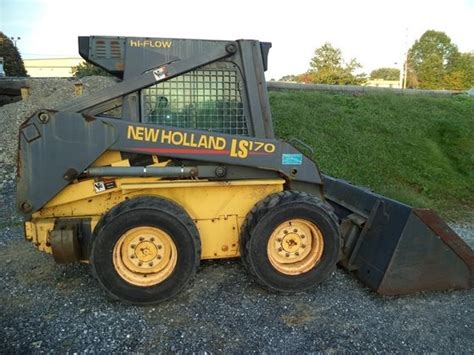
[322,174,474,295]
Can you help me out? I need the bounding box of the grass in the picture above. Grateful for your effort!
[270,91,474,220]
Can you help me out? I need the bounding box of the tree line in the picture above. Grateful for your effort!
[1,29,473,90]
[406,30,473,90]
[279,30,473,90]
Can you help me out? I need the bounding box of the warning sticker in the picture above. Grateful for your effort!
[153,68,167,81]
[93,180,117,193]
[93,181,106,193]
[282,154,303,165]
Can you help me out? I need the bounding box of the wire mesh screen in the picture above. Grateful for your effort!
[141,65,249,135]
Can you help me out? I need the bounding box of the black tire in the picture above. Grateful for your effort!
[90,196,200,304]
[240,191,340,293]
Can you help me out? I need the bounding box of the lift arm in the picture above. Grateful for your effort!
[17,112,322,215]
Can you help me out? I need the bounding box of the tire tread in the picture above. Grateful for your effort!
[240,191,340,293]
[90,196,200,304]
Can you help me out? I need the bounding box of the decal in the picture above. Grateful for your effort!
[129,39,173,48]
[153,68,166,81]
[103,179,117,190]
[282,154,303,165]
[93,181,106,193]
[229,138,275,159]
[94,179,117,193]
[126,125,276,160]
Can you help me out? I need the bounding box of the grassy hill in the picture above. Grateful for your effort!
[270,90,474,220]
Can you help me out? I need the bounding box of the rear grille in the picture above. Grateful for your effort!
[95,40,107,59]
[110,40,121,59]
[93,39,123,60]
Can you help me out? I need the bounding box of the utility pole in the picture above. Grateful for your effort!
[402,28,408,89]
[403,53,408,89]
[10,36,21,48]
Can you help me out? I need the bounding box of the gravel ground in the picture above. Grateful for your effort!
[0,178,473,353]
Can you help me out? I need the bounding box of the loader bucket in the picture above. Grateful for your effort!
[322,175,474,295]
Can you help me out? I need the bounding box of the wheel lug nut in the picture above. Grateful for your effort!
[139,237,144,241]
[285,253,290,257]
[149,262,153,267]
[301,235,305,239]
[277,238,282,242]
[157,245,162,250]
[157,255,162,260]
[278,247,283,252]
[131,255,136,259]
[293,229,297,232]
[301,244,306,248]
[284,230,288,234]
[295,252,299,256]
[150,237,155,242]
[131,244,136,249]
[138,262,143,266]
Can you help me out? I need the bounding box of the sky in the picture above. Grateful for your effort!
[1,0,473,80]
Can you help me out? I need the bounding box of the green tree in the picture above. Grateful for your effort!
[72,61,111,78]
[370,67,400,81]
[278,74,298,82]
[407,30,459,89]
[0,32,27,76]
[444,52,474,90]
[308,43,366,85]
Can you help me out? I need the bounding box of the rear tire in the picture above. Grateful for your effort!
[90,196,200,304]
[240,191,340,293]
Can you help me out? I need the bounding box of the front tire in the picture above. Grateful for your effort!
[90,196,200,304]
[240,191,340,293]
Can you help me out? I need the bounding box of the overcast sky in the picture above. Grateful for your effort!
[1,0,473,79]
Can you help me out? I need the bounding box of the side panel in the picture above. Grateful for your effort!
[29,179,284,260]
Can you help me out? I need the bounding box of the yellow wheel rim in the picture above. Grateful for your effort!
[267,219,324,275]
[113,226,177,287]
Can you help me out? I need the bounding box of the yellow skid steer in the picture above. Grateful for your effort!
[16,36,473,304]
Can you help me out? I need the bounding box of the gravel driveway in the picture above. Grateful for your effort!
[1,179,473,353]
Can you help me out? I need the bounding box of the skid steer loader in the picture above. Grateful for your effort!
[17,36,474,304]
